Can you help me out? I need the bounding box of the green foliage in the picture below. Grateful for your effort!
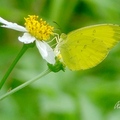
[0,0,120,120]
[47,57,65,72]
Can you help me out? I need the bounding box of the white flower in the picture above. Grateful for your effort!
[0,16,55,64]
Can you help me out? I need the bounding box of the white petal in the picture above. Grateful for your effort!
[36,40,55,64]
[18,33,36,44]
[0,17,27,32]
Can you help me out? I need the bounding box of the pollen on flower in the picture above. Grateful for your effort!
[24,15,54,40]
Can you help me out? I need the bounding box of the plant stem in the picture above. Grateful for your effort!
[0,44,29,89]
[0,69,51,101]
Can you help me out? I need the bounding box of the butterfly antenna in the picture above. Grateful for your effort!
[53,21,62,34]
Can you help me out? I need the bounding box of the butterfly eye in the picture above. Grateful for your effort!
[60,33,67,39]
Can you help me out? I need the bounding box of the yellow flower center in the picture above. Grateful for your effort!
[24,15,54,40]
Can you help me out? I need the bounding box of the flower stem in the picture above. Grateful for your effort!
[0,69,51,101]
[0,44,30,89]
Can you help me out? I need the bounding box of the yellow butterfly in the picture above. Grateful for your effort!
[57,24,120,71]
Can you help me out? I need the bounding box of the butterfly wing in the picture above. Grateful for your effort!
[59,24,120,70]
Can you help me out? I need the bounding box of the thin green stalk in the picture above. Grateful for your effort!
[0,69,51,101]
[0,44,29,89]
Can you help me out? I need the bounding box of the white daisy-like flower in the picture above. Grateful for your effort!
[0,15,55,64]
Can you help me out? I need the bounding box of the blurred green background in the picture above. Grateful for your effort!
[0,0,120,120]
